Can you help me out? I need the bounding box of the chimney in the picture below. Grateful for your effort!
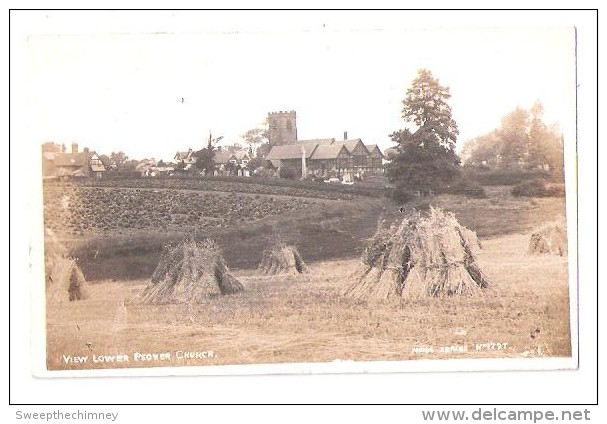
[83,147,89,154]
[343,131,348,141]
[71,142,78,153]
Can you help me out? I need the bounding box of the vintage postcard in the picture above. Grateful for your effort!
[21,12,578,376]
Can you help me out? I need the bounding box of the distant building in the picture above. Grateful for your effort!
[174,148,196,169]
[266,136,384,181]
[264,111,384,180]
[173,146,251,176]
[42,143,106,179]
[213,147,251,176]
[267,110,298,146]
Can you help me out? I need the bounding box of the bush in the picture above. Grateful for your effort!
[463,167,550,186]
[252,167,275,179]
[511,179,556,197]
[102,170,142,180]
[444,179,486,198]
[391,186,415,204]
[278,165,299,180]
[546,184,566,197]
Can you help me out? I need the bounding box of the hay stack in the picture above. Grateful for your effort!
[45,229,88,302]
[343,207,489,300]
[258,243,309,275]
[136,238,243,304]
[528,219,567,256]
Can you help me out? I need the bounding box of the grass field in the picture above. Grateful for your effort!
[43,180,571,370]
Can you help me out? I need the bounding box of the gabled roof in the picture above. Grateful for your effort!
[214,150,236,164]
[265,144,317,160]
[175,149,193,160]
[333,139,369,155]
[232,150,250,160]
[90,163,106,172]
[291,138,335,146]
[366,144,385,158]
[310,144,349,160]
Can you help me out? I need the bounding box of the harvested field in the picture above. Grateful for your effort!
[42,179,571,371]
[45,232,571,370]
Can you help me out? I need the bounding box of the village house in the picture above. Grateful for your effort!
[264,111,385,180]
[265,131,385,181]
[42,143,106,179]
[213,147,251,177]
[173,148,196,170]
[173,146,251,176]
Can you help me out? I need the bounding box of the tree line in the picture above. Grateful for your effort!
[385,69,565,200]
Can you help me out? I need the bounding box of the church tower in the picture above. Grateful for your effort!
[267,110,298,145]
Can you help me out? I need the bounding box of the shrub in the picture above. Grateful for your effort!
[463,167,550,186]
[278,165,299,180]
[391,186,415,204]
[444,179,486,198]
[546,184,566,197]
[103,170,142,180]
[511,179,553,197]
[252,167,275,179]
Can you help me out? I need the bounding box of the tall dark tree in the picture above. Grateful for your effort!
[387,69,461,194]
[193,137,217,175]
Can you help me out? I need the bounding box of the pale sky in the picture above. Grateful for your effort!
[17,12,576,162]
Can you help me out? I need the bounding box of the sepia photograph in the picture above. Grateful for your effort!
[21,11,578,376]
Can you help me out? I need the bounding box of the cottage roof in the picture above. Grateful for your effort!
[213,149,236,164]
[232,150,250,160]
[265,144,317,160]
[291,138,335,146]
[331,139,369,155]
[366,144,385,158]
[310,144,348,160]
[90,162,106,172]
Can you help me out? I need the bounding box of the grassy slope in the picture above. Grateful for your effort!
[56,184,566,282]
[66,196,387,281]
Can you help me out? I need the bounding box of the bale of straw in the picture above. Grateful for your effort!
[528,219,567,256]
[343,207,489,300]
[136,238,243,304]
[45,229,88,303]
[258,242,309,275]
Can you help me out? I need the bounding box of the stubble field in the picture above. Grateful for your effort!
[43,179,571,370]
